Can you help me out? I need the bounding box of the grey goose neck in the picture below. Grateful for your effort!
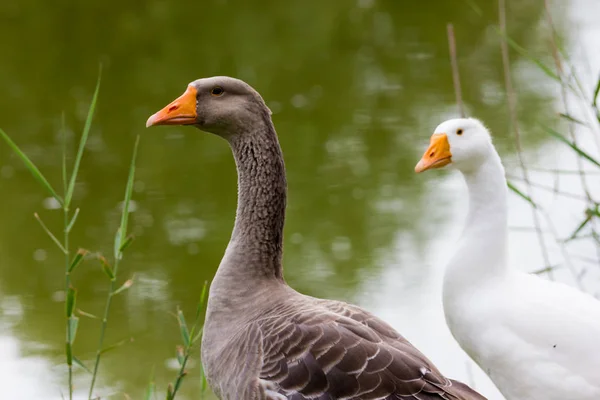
[226,112,286,281]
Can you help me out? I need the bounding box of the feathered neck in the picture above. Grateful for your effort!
[443,148,509,302]
[215,111,287,285]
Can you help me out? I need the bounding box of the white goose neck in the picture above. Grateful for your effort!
[444,149,509,299]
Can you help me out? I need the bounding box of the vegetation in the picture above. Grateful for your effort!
[0,70,210,399]
[449,0,600,290]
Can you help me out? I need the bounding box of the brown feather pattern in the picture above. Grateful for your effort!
[244,297,487,400]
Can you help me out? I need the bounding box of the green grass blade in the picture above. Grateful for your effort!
[114,229,122,260]
[65,68,102,208]
[494,28,560,82]
[68,249,87,273]
[117,135,140,251]
[199,362,208,395]
[592,73,600,108]
[66,208,80,233]
[68,316,79,344]
[191,326,204,345]
[532,265,559,275]
[119,235,135,253]
[66,287,76,318]
[99,256,115,280]
[66,343,73,366]
[558,113,588,127]
[145,367,156,400]
[542,124,600,168]
[176,345,185,366]
[77,309,99,319]
[99,337,133,355]
[0,128,64,206]
[587,205,600,218]
[565,215,592,242]
[34,213,67,254]
[195,281,209,320]
[72,356,92,374]
[177,309,190,348]
[507,181,537,208]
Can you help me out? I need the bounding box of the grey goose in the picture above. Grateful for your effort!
[146,76,487,400]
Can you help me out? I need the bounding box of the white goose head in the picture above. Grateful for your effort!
[415,118,494,174]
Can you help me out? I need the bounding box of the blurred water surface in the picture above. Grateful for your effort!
[1,0,600,398]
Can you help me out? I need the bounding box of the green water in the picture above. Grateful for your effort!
[0,0,597,399]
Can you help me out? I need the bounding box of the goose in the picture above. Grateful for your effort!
[415,117,600,400]
[146,77,486,400]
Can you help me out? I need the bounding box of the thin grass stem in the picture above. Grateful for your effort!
[64,206,73,399]
[498,0,553,280]
[446,23,465,118]
[88,136,139,398]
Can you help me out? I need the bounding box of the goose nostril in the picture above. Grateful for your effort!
[168,105,179,113]
[429,152,435,157]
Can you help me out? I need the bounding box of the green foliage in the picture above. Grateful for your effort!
[1,72,210,399]
[166,281,210,400]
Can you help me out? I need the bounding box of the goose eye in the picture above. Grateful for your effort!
[211,87,224,96]
[456,129,463,135]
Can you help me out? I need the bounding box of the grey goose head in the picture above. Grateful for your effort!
[146,76,272,138]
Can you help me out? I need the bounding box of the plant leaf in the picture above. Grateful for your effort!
[69,249,88,273]
[119,235,135,253]
[0,128,64,206]
[117,135,140,251]
[66,208,80,233]
[114,228,122,260]
[532,265,559,275]
[558,113,588,127]
[77,308,99,319]
[68,316,79,345]
[73,356,92,373]
[100,337,133,355]
[65,67,102,208]
[195,281,209,320]
[507,181,537,208]
[542,124,600,168]
[112,279,133,296]
[176,345,185,366]
[565,215,592,242]
[166,383,174,400]
[66,287,76,317]
[593,73,600,108]
[494,28,561,82]
[34,213,67,254]
[66,343,72,366]
[99,256,115,280]
[177,309,190,348]
[144,366,156,400]
[191,326,204,345]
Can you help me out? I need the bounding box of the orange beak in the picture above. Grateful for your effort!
[415,133,452,173]
[146,86,198,127]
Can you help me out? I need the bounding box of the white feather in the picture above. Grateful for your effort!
[426,118,600,400]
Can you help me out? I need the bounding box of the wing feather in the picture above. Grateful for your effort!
[255,299,486,400]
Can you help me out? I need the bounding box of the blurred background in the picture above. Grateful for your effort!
[1,0,600,398]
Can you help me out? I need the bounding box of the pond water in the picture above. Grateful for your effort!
[1,0,599,399]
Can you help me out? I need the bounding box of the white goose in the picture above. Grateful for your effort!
[415,118,600,400]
